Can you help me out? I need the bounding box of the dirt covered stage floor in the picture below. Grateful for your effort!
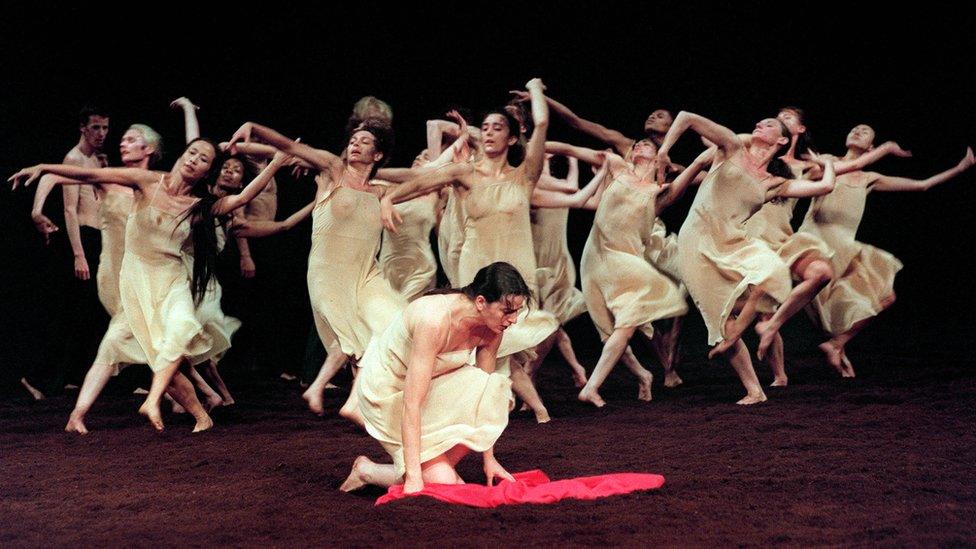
[2,341,975,547]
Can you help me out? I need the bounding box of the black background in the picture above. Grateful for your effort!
[2,2,973,381]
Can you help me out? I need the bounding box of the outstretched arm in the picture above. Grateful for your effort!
[778,159,836,198]
[531,156,610,210]
[545,141,610,167]
[212,151,289,216]
[171,97,200,144]
[540,93,634,156]
[10,164,155,191]
[520,78,550,189]
[656,111,741,181]
[870,146,974,192]
[379,163,474,232]
[231,200,316,238]
[226,122,341,173]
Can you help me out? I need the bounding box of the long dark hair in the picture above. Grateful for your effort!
[426,262,533,305]
[177,138,224,305]
[481,108,525,165]
[766,119,794,179]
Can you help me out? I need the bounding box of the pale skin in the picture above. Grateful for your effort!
[547,140,711,407]
[378,79,558,423]
[656,111,837,404]
[11,142,286,431]
[225,120,388,421]
[808,125,974,376]
[340,293,519,494]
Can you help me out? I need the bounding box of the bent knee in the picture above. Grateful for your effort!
[805,261,834,286]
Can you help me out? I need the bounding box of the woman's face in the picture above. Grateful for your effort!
[119,129,151,165]
[346,130,381,164]
[479,294,525,334]
[643,109,673,134]
[213,158,245,197]
[845,124,876,150]
[631,139,658,161]
[776,109,805,137]
[481,114,517,156]
[751,118,789,147]
[178,141,216,182]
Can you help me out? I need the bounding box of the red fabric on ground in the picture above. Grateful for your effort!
[375,470,665,507]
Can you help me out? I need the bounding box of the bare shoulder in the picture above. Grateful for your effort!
[405,297,452,339]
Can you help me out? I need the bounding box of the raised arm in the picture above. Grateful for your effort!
[536,157,580,193]
[171,97,200,144]
[870,146,974,192]
[519,78,550,189]
[658,147,716,209]
[531,157,609,210]
[545,141,608,167]
[226,122,341,173]
[777,158,836,199]
[657,111,741,181]
[542,93,634,156]
[212,151,288,216]
[231,200,316,238]
[379,163,474,232]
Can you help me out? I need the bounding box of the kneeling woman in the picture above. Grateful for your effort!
[341,262,526,493]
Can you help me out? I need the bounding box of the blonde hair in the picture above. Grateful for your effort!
[351,96,393,124]
[128,123,164,166]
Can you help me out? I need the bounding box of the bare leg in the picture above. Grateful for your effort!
[20,377,45,401]
[754,312,788,386]
[303,351,348,416]
[203,360,234,405]
[659,316,685,388]
[553,328,588,387]
[723,338,767,405]
[710,287,765,358]
[578,327,637,408]
[525,331,559,378]
[167,372,214,432]
[620,339,654,402]
[66,362,117,434]
[510,364,550,423]
[757,259,833,360]
[139,359,184,431]
[338,371,365,428]
[187,366,223,411]
[340,456,398,492]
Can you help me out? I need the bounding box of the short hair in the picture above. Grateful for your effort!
[128,124,164,166]
[351,96,393,124]
[79,105,109,126]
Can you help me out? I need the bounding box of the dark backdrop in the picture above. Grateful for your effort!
[2,3,973,385]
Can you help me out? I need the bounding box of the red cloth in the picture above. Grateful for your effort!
[375,470,665,507]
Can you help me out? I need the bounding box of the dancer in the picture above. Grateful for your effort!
[800,125,974,376]
[379,79,561,423]
[546,141,710,406]
[11,138,284,431]
[341,262,526,493]
[225,118,406,422]
[657,112,836,404]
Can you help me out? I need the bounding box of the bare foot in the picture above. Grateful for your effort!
[64,411,89,435]
[518,402,530,412]
[578,388,606,408]
[841,353,856,378]
[708,338,736,359]
[20,378,45,401]
[535,408,552,424]
[139,402,164,431]
[192,414,214,433]
[664,370,683,388]
[302,387,326,416]
[204,393,223,411]
[818,341,846,376]
[637,371,653,402]
[339,456,372,492]
[571,366,588,389]
[339,402,365,428]
[736,392,768,405]
[220,396,235,406]
[770,377,788,387]
[755,320,778,361]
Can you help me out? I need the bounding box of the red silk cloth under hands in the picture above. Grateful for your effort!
[375,470,665,507]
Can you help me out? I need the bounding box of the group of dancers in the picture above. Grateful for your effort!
[10,79,973,493]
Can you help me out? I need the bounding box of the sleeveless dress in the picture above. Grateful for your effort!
[357,297,513,479]
[457,180,559,361]
[531,206,586,325]
[92,190,146,372]
[117,182,238,371]
[676,158,792,345]
[307,184,405,359]
[581,178,688,340]
[745,164,833,272]
[380,193,438,302]
[798,171,903,334]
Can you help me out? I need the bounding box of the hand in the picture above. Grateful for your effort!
[508,90,531,103]
[224,123,254,155]
[483,457,515,487]
[380,195,402,233]
[959,146,975,171]
[31,213,59,244]
[240,255,256,278]
[403,475,424,494]
[170,96,199,111]
[803,150,838,166]
[74,256,90,281]
[9,165,44,190]
[655,151,673,184]
[271,142,296,167]
[880,141,912,158]
[525,78,546,92]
